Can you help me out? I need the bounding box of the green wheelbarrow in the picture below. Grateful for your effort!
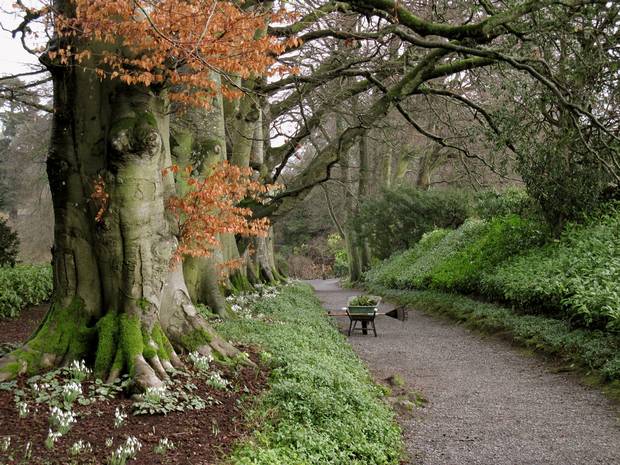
[345,295,382,337]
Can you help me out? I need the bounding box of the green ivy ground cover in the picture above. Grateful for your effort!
[218,283,402,465]
[366,208,620,332]
[0,265,52,318]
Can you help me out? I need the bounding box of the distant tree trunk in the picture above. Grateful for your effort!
[382,146,393,189]
[358,133,372,271]
[415,145,445,190]
[226,87,282,284]
[0,58,239,388]
[342,144,362,282]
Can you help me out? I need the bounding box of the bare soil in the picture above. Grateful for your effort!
[0,306,269,465]
[310,279,620,465]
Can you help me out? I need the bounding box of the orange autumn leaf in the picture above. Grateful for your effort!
[166,161,276,263]
[43,0,299,107]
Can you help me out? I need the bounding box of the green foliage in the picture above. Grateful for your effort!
[365,220,487,289]
[518,128,612,230]
[349,295,378,307]
[367,285,620,382]
[0,264,52,318]
[132,384,207,415]
[430,215,549,293]
[482,205,620,330]
[327,233,348,277]
[366,204,620,331]
[363,229,448,289]
[474,188,538,220]
[218,284,402,465]
[0,218,19,266]
[354,187,470,259]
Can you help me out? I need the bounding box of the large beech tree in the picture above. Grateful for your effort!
[0,0,291,389]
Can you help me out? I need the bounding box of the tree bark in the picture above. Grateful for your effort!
[0,61,239,389]
[357,133,372,271]
[171,74,236,317]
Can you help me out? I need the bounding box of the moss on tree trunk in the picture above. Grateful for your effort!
[0,62,239,390]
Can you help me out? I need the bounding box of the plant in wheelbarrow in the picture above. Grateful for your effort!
[346,295,381,337]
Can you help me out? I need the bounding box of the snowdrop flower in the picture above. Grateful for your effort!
[207,372,229,389]
[109,436,142,464]
[45,429,62,449]
[188,352,212,373]
[114,407,128,428]
[62,381,82,403]
[144,386,168,403]
[67,360,91,381]
[70,439,92,455]
[17,401,29,418]
[49,406,77,434]
[154,437,174,454]
[0,436,10,452]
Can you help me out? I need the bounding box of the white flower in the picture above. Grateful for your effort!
[188,351,212,373]
[154,437,175,454]
[207,372,229,389]
[49,406,77,434]
[45,429,62,449]
[62,381,82,403]
[66,360,91,381]
[17,401,29,418]
[0,436,11,452]
[70,439,92,455]
[144,386,168,403]
[109,436,142,464]
[114,407,127,428]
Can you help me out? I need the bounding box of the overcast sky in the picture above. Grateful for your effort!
[0,4,43,76]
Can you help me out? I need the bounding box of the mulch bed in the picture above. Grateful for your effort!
[0,304,49,345]
[0,307,270,465]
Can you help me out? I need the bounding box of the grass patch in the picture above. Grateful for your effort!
[217,283,402,465]
[366,284,620,388]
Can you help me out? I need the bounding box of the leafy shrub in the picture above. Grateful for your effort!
[353,187,470,259]
[218,284,402,465]
[482,205,620,330]
[327,233,348,277]
[474,188,538,220]
[517,126,613,231]
[366,201,620,331]
[363,229,448,289]
[366,220,488,290]
[430,215,549,293]
[0,218,19,266]
[0,264,53,318]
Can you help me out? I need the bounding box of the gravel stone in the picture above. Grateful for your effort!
[310,279,620,465]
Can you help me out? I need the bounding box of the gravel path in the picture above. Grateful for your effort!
[309,279,620,465]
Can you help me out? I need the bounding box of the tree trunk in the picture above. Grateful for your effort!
[171,74,234,317]
[415,145,445,190]
[357,133,372,271]
[226,88,283,284]
[342,144,362,282]
[382,146,393,189]
[0,64,239,389]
